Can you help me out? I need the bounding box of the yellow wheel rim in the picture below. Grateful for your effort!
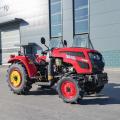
[10,70,22,88]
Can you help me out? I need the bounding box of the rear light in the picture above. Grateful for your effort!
[78,61,89,69]
[10,55,15,58]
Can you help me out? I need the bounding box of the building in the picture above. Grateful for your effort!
[0,0,120,67]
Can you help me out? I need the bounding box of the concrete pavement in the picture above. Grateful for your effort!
[0,66,120,120]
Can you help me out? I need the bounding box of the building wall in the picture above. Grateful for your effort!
[0,0,120,67]
[63,0,73,46]
[90,0,120,67]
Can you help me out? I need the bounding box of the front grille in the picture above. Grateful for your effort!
[89,52,105,73]
[92,62,104,73]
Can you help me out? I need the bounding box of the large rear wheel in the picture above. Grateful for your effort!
[6,63,33,95]
[57,77,83,103]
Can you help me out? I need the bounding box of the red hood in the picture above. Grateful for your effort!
[52,47,99,54]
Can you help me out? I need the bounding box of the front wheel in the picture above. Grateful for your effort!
[57,77,83,103]
[6,63,33,95]
[95,85,104,93]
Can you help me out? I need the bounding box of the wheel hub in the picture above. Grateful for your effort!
[61,81,77,99]
[10,70,22,88]
[66,87,71,92]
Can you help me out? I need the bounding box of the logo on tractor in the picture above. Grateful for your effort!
[66,55,76,60]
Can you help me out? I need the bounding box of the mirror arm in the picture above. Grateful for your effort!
[63,40,67,47]
[45,44,49,50]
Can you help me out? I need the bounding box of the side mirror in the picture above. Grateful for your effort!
[41,37,46,44]
[64,40,67,47]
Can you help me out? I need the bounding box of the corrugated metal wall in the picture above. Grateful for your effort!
[1,29,20,64]
[90,0,120,67]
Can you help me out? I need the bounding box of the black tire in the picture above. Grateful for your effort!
[57,77,83,103]
[6,63,33,95]
[95,86,104,93]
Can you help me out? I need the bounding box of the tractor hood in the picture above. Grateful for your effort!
[51,47,104,74]
[52,47,99,56]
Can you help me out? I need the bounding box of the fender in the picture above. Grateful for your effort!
[8,56,37,78]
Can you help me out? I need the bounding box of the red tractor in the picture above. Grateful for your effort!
[6,37,108,103]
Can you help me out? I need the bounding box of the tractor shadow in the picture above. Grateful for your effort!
[79,83,120,105]
[29,85,57,96]
[28,83,120,106]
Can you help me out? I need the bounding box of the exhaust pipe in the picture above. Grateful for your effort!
[48,57,54,81]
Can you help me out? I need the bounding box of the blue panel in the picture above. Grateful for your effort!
[74,0,88,8]
[51,25,62,37]
[50,0,62,37]
[51,14,61,25]
[51,0,61,3]
[102,50,120,67]
[75,8,88,20]
[74,0,88,34]
[51,2,61,14]
[75,20,88,34]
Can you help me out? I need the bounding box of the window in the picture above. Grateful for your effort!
[74,0,88,34]
[73,0,91,48]
[50,0,62,38]
[73,34,88,47]
[49,37,63,48]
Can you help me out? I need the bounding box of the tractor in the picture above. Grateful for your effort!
[6,37,108,103]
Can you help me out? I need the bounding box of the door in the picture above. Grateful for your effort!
[1,29,20,65]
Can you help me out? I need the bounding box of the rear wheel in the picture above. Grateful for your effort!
[57,77,83,103]
[6,63,33,95]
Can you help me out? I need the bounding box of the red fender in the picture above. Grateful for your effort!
[8,56,37,78]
